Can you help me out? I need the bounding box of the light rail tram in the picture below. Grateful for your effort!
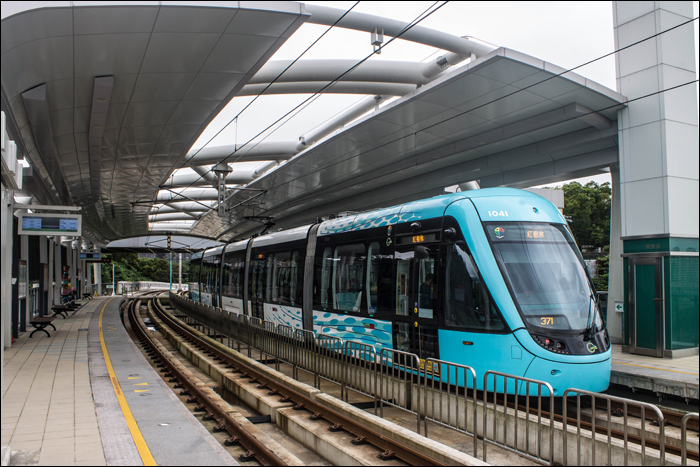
[186,188,611,395]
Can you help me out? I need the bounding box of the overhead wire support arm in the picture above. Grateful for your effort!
[154,187,217,210]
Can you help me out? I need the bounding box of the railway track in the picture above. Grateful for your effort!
[146,293,448,466]
[126,292,287,466]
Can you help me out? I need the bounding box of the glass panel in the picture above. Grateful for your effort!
[395,322,411,352]
[670,256,699,350]
[395,251,412,316]
[272,251,291,303]
[291,251,299,306]
[418,256,435,319]
[635,264,657,350]
[320,247,332,309]
[485,222,598,332]
[333,244,366,312]
[368,242,394,317]
[222,253,244,298]
[445,244,505,331]
[265,255,273,302]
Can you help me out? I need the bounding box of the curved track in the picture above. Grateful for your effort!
[126,292,287,466]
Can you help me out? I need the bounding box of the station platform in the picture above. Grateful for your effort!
[1,297,237,466]
[610,345,699,401]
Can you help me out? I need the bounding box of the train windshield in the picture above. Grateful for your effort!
[484,222,603,333]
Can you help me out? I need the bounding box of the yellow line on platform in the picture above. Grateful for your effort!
[99,298,157,466]
[613,360,699,376]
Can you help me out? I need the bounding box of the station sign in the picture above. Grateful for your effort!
[17,212,82,236]
[85,257,111,264]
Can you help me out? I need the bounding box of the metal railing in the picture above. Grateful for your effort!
[562,388,665,466]
[376,348,421,433]
[166,294,690,466]
[483,371,554,465]
[341,341,376,402]
[423,359,478,457]
[316,334,343,390]
[681,413,698,466]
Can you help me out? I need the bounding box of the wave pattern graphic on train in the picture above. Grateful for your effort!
[313,312,393,352]
[186,188,611,395]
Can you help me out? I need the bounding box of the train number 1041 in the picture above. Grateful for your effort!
[488,210,509,217]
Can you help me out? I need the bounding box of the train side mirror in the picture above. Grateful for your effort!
[415,246,430,259]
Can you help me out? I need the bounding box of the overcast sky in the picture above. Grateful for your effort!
[189,1,698,189]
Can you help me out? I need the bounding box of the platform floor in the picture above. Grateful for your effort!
[2,297,237,466]
[611,344,699,399]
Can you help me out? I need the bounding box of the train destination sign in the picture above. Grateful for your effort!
[17,213,82,236]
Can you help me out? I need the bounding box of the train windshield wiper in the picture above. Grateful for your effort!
[582,292,597,340]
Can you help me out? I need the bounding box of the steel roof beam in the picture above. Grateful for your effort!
[162,170,256,188]
[148,212,201,222]
[239,81,416,97]
[304,4,495,58]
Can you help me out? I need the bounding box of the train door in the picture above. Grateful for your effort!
[392,244,440,364]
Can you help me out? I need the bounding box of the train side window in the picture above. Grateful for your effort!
[223,253,244,298]
[320,247,332,309]
[265,255,273,302]
[445,244,505,331]
[271,251,300,305]
[333,244,366,313]
[291,250,300,306]
[367,242,394,317]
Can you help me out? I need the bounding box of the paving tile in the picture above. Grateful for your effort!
[42,436,76,447]
[75,459,105,466]
[11,426,45,436]
[7,440,42,451]
[38,452,75,466]
[74,428,98,437]
[74,435,101,445]
[43,431,77,440]
[40,443,77,455]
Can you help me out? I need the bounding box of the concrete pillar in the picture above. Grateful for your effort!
[54,240,61,305]
[94,262,102,295]
[20,233,28,329]
[47,239,54,308]
[2,187,13,351]
[614,1,699,357]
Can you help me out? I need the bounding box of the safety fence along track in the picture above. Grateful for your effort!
[126,293,287,466]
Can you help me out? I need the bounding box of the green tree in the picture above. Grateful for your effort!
[593,255,609,291]
[101,253,175,284]
[562,181,611,249]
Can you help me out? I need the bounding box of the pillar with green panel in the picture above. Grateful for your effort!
[613,1,699,358]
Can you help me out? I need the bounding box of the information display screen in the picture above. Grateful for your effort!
[79,253,100,259]
[17,213,82,236]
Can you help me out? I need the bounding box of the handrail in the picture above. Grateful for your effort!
[563,388,666,466]
[483,371,554,465]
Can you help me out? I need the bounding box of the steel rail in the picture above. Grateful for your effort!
[152,297,447,466]
[595,399,699,431]
[126,294,286,466]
